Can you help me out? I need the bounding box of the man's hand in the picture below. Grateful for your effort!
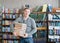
[13,32,18,36]
[21,33,28,38]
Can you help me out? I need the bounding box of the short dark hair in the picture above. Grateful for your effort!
[23,8,30,10]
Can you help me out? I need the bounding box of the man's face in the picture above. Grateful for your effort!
[23,9,30,17]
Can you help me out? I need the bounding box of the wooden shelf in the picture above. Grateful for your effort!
[0,32,13,34]
[37,20,60,22]
[2,13,20,14]
[48,42,55,43]
[2,25,10,27]
[48,12,60,14]
[48,20,60,22]
[32,12,60,14]
[37,27,47,30]
[31,12,46,14]
[35,20,47,23]
[1,39,20,40]
[2,12,60,14]
[3,18,16,20]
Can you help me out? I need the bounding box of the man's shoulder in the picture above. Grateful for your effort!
[29,17,35,22]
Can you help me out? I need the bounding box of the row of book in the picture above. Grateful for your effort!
[30,14,46,21]
[2,9,19,13]
[2,34,19,39]
[49,26,60,35]
[2,27,13,32]
[2,20,12,25]
[32,4,52,12]
[49,29,60,35]
[2,14,19,19]
[2,40,19,43]
[48,35,60,42]
[48,22,60,26]
[48,14,60,21]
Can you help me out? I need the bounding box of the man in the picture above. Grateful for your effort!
[10,8,37,43]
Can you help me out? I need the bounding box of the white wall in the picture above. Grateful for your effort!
[0,0,59,9]
[59,0,60,8]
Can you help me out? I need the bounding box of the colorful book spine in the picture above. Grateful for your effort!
[42,4,47,12]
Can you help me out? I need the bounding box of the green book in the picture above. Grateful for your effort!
[29,14,37,20]
[37,14,46,21]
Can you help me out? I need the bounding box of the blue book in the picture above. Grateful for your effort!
[14,40,18,43]
[13,15,16,19]
[7,34,10,39]
[7,27,10,32]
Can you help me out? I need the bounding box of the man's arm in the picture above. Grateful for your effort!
[10,17,21,32]
[28,19,37,36]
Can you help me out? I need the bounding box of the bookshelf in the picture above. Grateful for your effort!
[1,9,20,43]
[31,11,60,43]
[48,12,60,43]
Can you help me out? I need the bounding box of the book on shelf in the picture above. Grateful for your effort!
[2,13,17,19]
[2,40,19,43]
[8,40,13,43]
[13,40,19,43]
[30,14,46,21]
[48,4,52,12]
[4,27,10,32]
[2,34,19,39]
[49,29,54,35]
[29,14,37,20]
[2,40,8,43]
[3,9,19,13]
[42,4,48,12]
[48,35,54,42]
[2,20,12,25]
[37,14,46,21]
[12,14,16,19]
[53,14,60,19]
[5,20,10,25]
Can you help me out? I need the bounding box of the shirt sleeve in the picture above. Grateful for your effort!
[28,19,37,36]
[10,17,21,32]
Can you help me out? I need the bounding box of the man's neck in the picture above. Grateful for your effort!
[23,16,29,20]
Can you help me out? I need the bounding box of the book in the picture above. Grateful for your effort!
[3,40,8,43]
[14,40,18,43]
[13,22,27,36]
[37,14,46,21]
[13,15,16,19]
[48,4,52,12]
[29,14,37,20]
[42,4,48,12]
[8,40,13,43]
